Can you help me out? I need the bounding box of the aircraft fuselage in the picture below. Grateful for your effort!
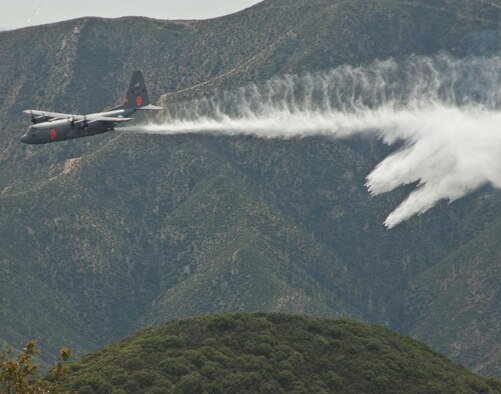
[20,109,134,144]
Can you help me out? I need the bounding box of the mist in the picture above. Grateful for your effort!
[123,55,501,228]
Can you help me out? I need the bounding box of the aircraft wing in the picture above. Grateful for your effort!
[23,109,78,120]
[24,110,134,126]
[25,110,133,123]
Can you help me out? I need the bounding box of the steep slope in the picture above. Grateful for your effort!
[1,0,501,375]
[405,212,501,377]
[62,313,501,394]
[0,134,359,363]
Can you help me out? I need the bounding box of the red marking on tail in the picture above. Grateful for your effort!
[136,96,143,107]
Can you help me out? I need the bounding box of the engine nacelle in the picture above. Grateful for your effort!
[31,115,49,124]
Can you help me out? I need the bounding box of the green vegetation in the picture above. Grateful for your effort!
[405,216,501,377]
[0,340,71,393]
[64,313,501,394]
[1,0,501,377]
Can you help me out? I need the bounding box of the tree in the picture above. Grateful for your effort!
[0,340,71,394]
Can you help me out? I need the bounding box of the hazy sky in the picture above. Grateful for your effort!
[1,0,263,29]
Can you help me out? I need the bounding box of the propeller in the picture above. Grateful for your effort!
[68,116,75,128]
[77,115,89,130]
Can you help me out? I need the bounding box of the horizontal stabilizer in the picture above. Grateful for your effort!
[138,104,164,110]
[94,116,134,122]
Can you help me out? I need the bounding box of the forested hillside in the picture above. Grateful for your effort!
[1,0,501,376]
[63,313,501,393]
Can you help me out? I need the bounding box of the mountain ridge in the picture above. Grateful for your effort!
[1,0,501,376]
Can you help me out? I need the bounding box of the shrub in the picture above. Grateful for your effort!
[174,372,204,394]
[123,357,144,371]
[160,357,192,376]
[131,369,162,387]
[183,350,207,367]
[76,385,95,394]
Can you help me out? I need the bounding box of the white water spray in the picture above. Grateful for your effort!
[124,55,501,228]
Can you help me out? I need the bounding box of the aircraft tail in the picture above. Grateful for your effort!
[123,70,150,109]
[121,70,163,110]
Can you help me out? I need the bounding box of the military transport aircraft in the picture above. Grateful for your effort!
[21,70,162,144]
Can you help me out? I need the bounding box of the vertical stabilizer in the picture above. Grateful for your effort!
[123,70,151,109]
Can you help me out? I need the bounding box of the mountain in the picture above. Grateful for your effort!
[1,0,501,376]
[62,313,501,394]
[404,217,501,377]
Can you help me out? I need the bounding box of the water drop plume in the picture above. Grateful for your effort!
[123,55,501,228]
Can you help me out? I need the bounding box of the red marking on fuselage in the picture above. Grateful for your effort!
[136,95,143,107]
[50,129,57,140]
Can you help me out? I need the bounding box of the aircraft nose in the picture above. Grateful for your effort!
[20,134,29,143]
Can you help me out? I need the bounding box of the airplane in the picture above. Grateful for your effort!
[21,70,162,144]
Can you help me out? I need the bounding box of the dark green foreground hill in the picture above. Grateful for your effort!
[63,314,500,394]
